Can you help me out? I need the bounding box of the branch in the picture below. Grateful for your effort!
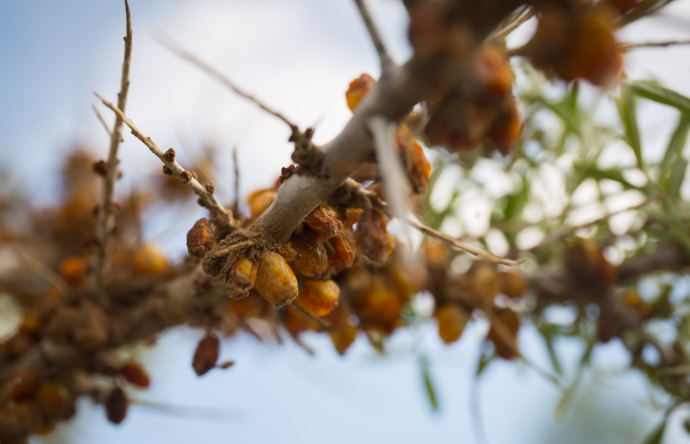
[95,94,233,224]
[622,39,690,50]
[402,218,522,266]
[488,7,537,42]
[353,0,395,73]
[156,34,296,129]
[368,116,410,219]
[94,0,133,298]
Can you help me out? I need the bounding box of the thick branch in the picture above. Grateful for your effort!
[94,0,132,297]
[353,0,396,73]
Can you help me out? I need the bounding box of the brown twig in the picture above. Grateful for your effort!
[353,0,395,73]
[489,7,537,42]
[402,218,523,266]
[93,0,133,299]
[95,93,232,222]
[232,146,240,216]
[622,39,690,50]
[156,34,296,128]
[92,105,117,140]
[529,194,666,252]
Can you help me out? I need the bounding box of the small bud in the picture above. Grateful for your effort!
[180,171,193,184]
[105,387,128,424]
[120,362,150,388]
[164,148,176,162]
[92,160,109,176]
[162,165,173,176]
[192,334,220,377]
[204,181,215,193]
[190,171,198,180]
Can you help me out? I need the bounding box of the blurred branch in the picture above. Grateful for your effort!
[488,7,536,42]
[353,0,396,73]
[15,248,69,296]
[94,0,132,299]
[622,39,690,50]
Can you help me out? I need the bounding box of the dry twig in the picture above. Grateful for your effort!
[94,0,133,298]
[15,248,69,296]
[353,0,395,73]
[95,94,232,222]
[402,218,522,266]
[622,39,690,50]
[489,7,537,42]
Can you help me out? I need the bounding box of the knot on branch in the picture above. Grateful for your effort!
[92,160,123,179]
[327,178,387,220]
[289,127,323,176]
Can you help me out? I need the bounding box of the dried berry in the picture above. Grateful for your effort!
[282,305,320,337]
[435,304,470,344]
[132,243,168,275]
[105,387,128,425]
[120,362,150,388]
[192,334,220,377]
[498,270,528,299]
[356,276,404,331]
[255,251,299,307]
[342,208,363,228]
[470,262,500,308]
[486,308,520,360]
[231,256,259,283]
[11,367,40,401]
[290,234,329,277]
[297,279,340,317]
[37,384,75,420]
[327,230,356,271]
[345,73,376,112]
[324,305,358,355]
[303,205,343,242]
[248,188,278,216]
[187,218,214,258]
[355,209,394,264]
[421,240,449,267]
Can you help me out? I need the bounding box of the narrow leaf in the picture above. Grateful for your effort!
[669,157,688,197]
[629,80,690,113]
[617,84,643,169]
[554,370,581,420]
[643,415,669,444]
[419,355,440,412]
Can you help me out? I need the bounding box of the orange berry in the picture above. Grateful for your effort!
[435,304,470,344]
[132,243,168,276]
[324,305,358,356]
[282,305,319,336]
[11,367,40,401]
[58,256,87,285]
[498,270,528,299]
[290,235,329,278]
[232,256,259,283]
[357,276,403,328]
[248,188,278,216]
[343,208,363,228]
[37,383,75,420]
[327,230,356,271]
[421,241,449,267]
[303,205,343,242]
[120,362,150,388]
[470,262,500,307]
[355,209,394,264]
[297,280,340,317]
[487,308,520,360]
[192,334,220,377]
[105,387,127,425]
[346,73,376,112]
[476,45,513,97]
[255,251,299,307]
[488,100,522,155]
[187,218,214,258]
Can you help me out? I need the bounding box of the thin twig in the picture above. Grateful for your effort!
[402,218,523,266]
[369,116,410,220]
[293,302,332,329]
[15,248,69,296]
[95,93,231,221]
[156,34,296,128]
[92,105,114,139]
[622,39,690,50]
[489,7,537,42]
[232,146,240,216]
[94,0,133,299]
[529,193,666,252]
[353,0,395,73]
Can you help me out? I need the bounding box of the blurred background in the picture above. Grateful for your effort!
[2,0,690,442]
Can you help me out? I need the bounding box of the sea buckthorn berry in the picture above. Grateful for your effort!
[226,255,260,299]
[187,218,214,258]
[248,188,278,216]
[120,362,150,389]
[476,45,513,97]
[282,305,319,337]
[435,304,470,344]
[498,270,528,299]
[355,209,394,264]
[304,205,343,242]
[487,308,520,360]
[324,305,358,355]
[565,238,617,285]
[396,124,432,194]
[346,73,376,112]
[470,262,500,307]
[297,280,340,317]
[358,276,403,328]
[192,334,220,377]
[327,231,356,271]
[105,387,127,425]
[255,251,299,307]
[232,256,259,283]
[132,243,168,276]
[421,240,449,267]
[342,208,363,227]
[58,256,87,286]
[11,367,40,401]
[290,235,329,277]
[37,384,75,420]
[228,290,269,319]
[622,288,653,319]
[488,100,522,155]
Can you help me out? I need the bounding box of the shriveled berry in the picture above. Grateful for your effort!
[396,124,432,194]
[357,276,403,330]
[297,280,340,317]
[192,334,220,377]
[120,362,150,388]
[290,234,329,277]
[435,304,470,344]
[58,256,87,286]
[232,256,259,283]
[421,240,449,267]
[255,251,299,307]
[324,305,358,355]
[37,384,75,420]
[487,308,520,360]
[355,209,394,264]
[346,73,376,112]
[132,243,168,275]
[105,387,127,425]
[327,230,356,271]
[187,218,214,258]
[342,208,363,227]
[11,367,40,401]
[303,205,343,242]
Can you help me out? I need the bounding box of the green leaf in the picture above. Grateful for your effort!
[617,84,643,170]
[629,80,690,113]
[573,165,641,190]
[554,370,581,420]
[669,158,688,197]
[643,415,669,444]
[419,355,440,412]
[541,99,582,136]
[661,113,690,173]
